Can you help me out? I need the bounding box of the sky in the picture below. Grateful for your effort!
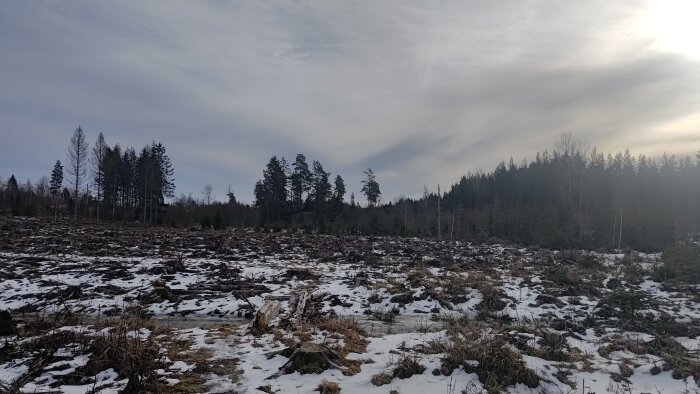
[1,1,699,203]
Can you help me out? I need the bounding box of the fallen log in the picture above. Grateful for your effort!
[290,290,309,325]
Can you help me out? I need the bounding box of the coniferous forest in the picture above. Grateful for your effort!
[2,129,699,252]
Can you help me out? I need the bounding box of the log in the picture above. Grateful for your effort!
[290,290,309,324]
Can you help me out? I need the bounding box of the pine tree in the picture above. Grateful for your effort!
[290,154,312,211]
[226,185,236,204]
[333,175,346,202]
[361,168,381,207]
[310,160,331,212]
[333,175,346,212]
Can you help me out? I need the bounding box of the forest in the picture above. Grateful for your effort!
[1,128,699,252]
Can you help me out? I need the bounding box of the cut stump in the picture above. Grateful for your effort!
[267,342,346,378]
[250,299,280,336]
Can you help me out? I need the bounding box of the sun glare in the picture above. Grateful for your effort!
[641,0,700,60]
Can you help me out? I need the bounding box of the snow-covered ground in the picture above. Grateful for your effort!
[0,218,698,393]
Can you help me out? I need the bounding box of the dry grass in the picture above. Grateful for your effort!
[5,310,243,393]
[370,371,393,386]
[316,379,341,393]
[392,355,426,379]
[407,263,437,289]
[314,317,368,356]
[598,336,700,382]
[475,284,509,312]
[438,323,540,394]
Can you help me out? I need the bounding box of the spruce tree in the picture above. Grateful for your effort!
[91,132,106,220]
[49,161,63,221]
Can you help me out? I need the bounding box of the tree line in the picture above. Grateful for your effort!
[1,126,175,224]
[2,131,699,251]
[253,155,379,223]
[166,155,381,231]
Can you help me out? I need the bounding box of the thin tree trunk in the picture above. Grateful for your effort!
[437,184,441,241]
[74,183,79,222]
[143,173,148,224]
[112,182,116,220]
[403,200,407,237]
[96,182,101,222]
[617,209,623,251]
[612,213,617,249]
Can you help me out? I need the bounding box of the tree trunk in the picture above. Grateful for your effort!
[73,182,79,222]
[143,173,148,224]
[96,177,101,222]
[437,184,441,241]
[617,209,623,251]
[612,213,617,249]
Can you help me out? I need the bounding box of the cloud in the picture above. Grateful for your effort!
[1,0,699,202]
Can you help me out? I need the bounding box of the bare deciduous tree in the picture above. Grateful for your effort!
[203,184,213,205]
[67,126,88,221]
[36,176,49,216]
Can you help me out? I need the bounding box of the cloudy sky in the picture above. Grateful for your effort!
[1,1,699,203]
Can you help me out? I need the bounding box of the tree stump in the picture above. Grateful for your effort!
[0,310,17,336]
[250,299,280,336]
[268,342,345,378]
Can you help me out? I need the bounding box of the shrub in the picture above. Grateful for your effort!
[598,289,657,319]
[441,335,540,393]
[657,245,700,284]
[575,253,602,270]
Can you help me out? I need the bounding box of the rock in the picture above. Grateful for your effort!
[55,285,82,300]
[390,293,415,305]
[284,268,318,281]
[535,294,566,308]
[326,294,350,307]
[606,278,622,289]
[550,319,586,334]
[142,281,178,303]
